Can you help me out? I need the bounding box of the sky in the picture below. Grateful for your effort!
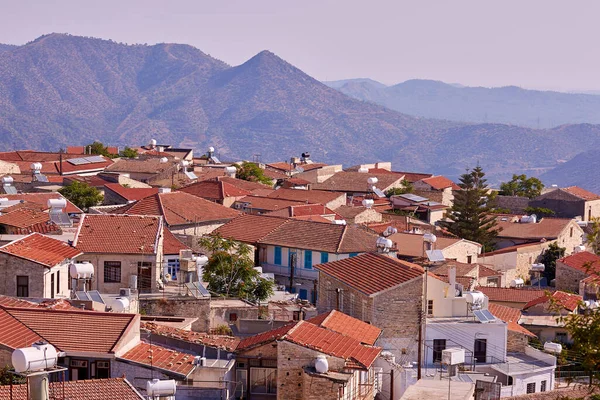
[2,0,600,91]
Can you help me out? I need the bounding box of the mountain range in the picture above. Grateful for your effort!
[324,78,600,129]
[1,34,600,186]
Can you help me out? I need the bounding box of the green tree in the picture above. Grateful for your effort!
[385,179,414,197]
[524,206,556,218]
[439,166,500,252]
[85,141,117,158]
[499,174,544,198]
[120,146,138,159]
[235,162,272,185]
[588,217,600,256]
[199,235,274,302]
[540,242,566,281]
[58,181,103,211]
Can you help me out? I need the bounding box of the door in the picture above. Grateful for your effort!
[474,339,487,363]
[50,273,55,298]
[299,288,308,300]
[433,339,446,363]
[137,262,152,293]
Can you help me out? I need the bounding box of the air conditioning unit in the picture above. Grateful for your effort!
[179,258,197,272]
[119,288,132,297]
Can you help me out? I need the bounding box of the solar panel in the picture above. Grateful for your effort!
[50,212,72,227]
[400,193,429,202]
[83,156,106,163]
[67,157,91,165]
[210,156,221,164]
[184,170,198,180]
[75,291,91,301]
[481,310,496,322]
[426,249,446,262]
[473,310,491,323]
[185,281,210,298]
[35,174,49,183]
[3,185,17,194]
[87,290,105,304]
[372,187,386,198]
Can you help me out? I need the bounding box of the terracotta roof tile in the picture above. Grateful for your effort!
[0,208,61,234]
[558,251,600,275]
[562,186,600,201]
[104,183,159,202]
[213,214,290,244]
[305,310,381,345]
[217,176,272,192]
[237,322,297,351]
[477,287,548,304]
[393,171,433,183]
[0,378,144,400]
[315,252,423,295]
[106,158,176,174]
[313,172,403,192]
[418,176,460,190]
[74,214,162,254]
[292,215,332,223]
[266,188,344,205]
[2,193,82,213]
[266,204,339,219]
[163,229,191,255]
[234,195,306,211]
[496,218,576,240]
[0,233,81,267]
[487,303,536,337]
[267,162,327,172]
[142,322,240,352]
[0,307,43,350]
[57,157,114,174]
[180,180,251,201]
[119,341,196,377]
[523,291,582,312]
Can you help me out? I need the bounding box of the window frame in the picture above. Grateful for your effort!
[274,246,282,265]
[320,252,329,264]
[16,275,29,297]
[304,250,313,269]
[103,261,122,283]
[526,382,536,394]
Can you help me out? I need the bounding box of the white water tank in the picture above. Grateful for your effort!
[531,263,545,272]
[367,177,378,185]
[584,300,599,309]
[146,379,177,397]
[149,139,157,147]
[544,342,562,354]
[376,237,393,249]
[2,176,13,184]
[520,215,537,224]
[180,160,190,168]
[30,162,42,172]
[196,255,209,267]
[69,262,94,279]
[208,146,215,153]
[423,233,437,243]
[315,355,328,373]
[47,198,67,210]
[383,226,398,237]
[465,291,485,305]
[510,278,524,287]
[573,245,586,253]
[333,220,346,225]
[159,157,169,163]
[362,199,374,209]
[112,297,129,313]
[358,167,369,173]
[12,343,58,373]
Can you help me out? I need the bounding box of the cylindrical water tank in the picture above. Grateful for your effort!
[196,255,209,267]
[146,379,177,396]
[383,226,398,237]
[423,233,437,243]
[30,162,43,172]
[47,198,67,210]
[12,343,58,373]
[159,157,169,163]
[180,160,190,167]
[225,166,237,175]
[69,262,94,279]
[150,139,157,146]
[208,146,215,153]
[2,176,13,184]
[358,167,369,173]
[376,237,393,248]
[367,177,378,185]
[315,355,328,374]
[333,220,346,225]
[573,245,586,253]
[531,263,545,272]
[129,275,138,290]
[544,342,562,354]
[465,291,485,305]
[510,278,524,287]
[362,199,374,209]
[112,297,129,313]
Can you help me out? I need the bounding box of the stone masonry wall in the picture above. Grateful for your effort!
[0,254,46,297]
[506,330,529,353]
[555,261,587,293]
[139,297,211,332]
[302,372,343,400]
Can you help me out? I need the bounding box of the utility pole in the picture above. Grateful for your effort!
[289,252,296,293]
[417,309,423,380]
[390,368,394,400]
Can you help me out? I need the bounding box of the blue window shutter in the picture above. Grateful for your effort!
[320,252,329,264]
[274,247,282,265]
[299,289,308,300]
[304,251,312,269]
[349,253,358,258]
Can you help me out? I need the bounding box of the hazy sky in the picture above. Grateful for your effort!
[2,0,600,91]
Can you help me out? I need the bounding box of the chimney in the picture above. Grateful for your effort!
[448,265,456,299]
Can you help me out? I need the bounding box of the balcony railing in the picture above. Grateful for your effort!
[261,263,318,280]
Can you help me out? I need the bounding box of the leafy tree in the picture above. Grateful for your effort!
[0,365,24,385]
[588,217,600,256]
[540,242,566,281]
[439,166,500,252]
[58,181,103,211]
[524,206,556,218]
[199,235,274,302]
[385,179,414,197]
[235,162,272,185]
[120,146,138,158]
[85,141,117,158]
[499,174,544,198]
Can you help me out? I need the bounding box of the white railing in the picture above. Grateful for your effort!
[261,263,319,280]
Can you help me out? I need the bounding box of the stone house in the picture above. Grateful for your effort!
[333,205,383,224]
[104,157,179,183]
[315,252,424,364]
[413,175,460,207]
[389,193,448,225]
[529,186,600,222]
[479,242,554,286]
[0,233,81,298]
[476,287,548,310]
[235,310,382,400]
[312,171,406,196]
[387,232,482,264]
[179,179,252,207]
[494,217,584,253]
[555,251,600,293]
[73,214,164,294]
[429,261,503,288]
[102,183,159,205]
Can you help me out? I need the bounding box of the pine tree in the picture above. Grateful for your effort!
[439,166,500,252]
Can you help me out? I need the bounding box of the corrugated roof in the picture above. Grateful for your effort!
[305,310,381,345]
[315,252,423,295]
[74,214,162,254]
[0,378,144,400]
[559,251,600,274]
[104,183,159,202]
[0,233,81,267]
[119,341,196,377]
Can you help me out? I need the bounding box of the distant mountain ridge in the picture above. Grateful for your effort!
[1,34,600,186]
[325,78,600,128]
[540,150,600,193]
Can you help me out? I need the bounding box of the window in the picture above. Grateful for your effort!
[349,253,358,258]
[320,252,329,264]
[427,300,434,316]
[540,380,547,392]
[433,339,446,362]
[474,339,487,363]
[299,288,308,300]
[16,276,29,297]
[95,361,110,379]
[487,277,499,287]
[50,273,55,299]
[167,258,179,280]
[526,382,536,394]
[304,250,312,269]
[467,255,473,264]
[250,368,277,394]
[274,247,282,265]
[229,313,237,322]
[555,332,568,343]
[56,270,60,294]
[103,261,122,283]
[570,227,574,237]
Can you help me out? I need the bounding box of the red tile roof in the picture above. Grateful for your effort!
[0,378,144,400]
[481,242,544,256]
[0,295,78,310]
[237,322,297,351]
[1,306,138,353]
[266,204,339,219]
[387,232,465,258]
[75,214,162,254]
[179,180,251,201]
[558,251,600,275]
[394,171,434,183]
[286,321,381,369]
[306,310,382,345]
[115,192,240,226]
[496,218,575,240]
[119,341,196,377]
[0,233,81,267]
[266,188,344,205]
[235,195,306,211]
[2,193,82,213]
[488,303,536,338]
[563,186,600,201]
[0,208,60,234]
[418,176,460,190]
[313,172,403,192]
[267,162,327,172]
[213,214,290,244]
[0,307,43,350]
[523,291,582,312]
[217,176,272,192]
[58,157,114,174]
[163,229,191,255]
[104,183,159,202]
[142,322,240,352]
[477,287,548,304]
[315,252,424,295]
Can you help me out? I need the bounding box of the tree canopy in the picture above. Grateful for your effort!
[587,217,600,256]
[385,179,414,197]
[539,242,565,282]
[58,181,103,211]
[235,162,273,185]
[119,146,138,159]
[499,174,544,198]
[199,235,274,302]
[85,141,117,158]
[439,166,500,252]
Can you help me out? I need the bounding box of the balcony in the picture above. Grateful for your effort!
[261,263,318,280]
